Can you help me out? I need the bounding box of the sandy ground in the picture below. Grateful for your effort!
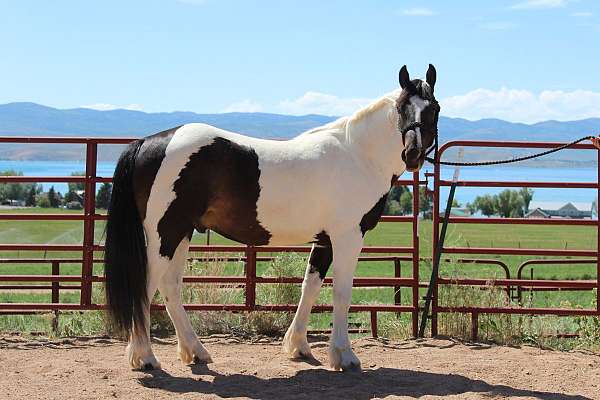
[0,334,599,400]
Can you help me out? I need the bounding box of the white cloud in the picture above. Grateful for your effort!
[571,11,593,17]
[511,0,568,9]
[276,91,373,116]
[400,7,435,16]
[440,88,600,123]
[220,87,600,123]
[80,103,143,111]
[222,99,263,113]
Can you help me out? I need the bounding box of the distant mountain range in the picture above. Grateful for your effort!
[0,102,599,164]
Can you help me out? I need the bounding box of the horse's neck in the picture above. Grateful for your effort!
[345,103,405,185]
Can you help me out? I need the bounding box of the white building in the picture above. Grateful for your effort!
[525,201,593,219]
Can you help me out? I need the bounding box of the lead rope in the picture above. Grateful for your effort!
[425,135,600,167]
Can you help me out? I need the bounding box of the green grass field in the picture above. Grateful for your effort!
[0,207,598,343]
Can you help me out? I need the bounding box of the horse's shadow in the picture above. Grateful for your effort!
[138,363,590,400]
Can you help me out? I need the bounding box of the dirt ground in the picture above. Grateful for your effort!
[0,334,599,400]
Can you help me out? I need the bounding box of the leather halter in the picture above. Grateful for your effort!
[398,104,440,159]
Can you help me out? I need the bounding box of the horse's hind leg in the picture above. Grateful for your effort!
[126,255,163,370]
[158,237,212,365]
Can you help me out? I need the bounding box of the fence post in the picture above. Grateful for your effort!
[471,312,479,341]
[597,147,600,316]
[51,260,60,304]
[431,156,441,336]
[52,260,60,331]
[370,311,378,338]
[245,246,257,309]
[394,257,402,311]
[81,141,97,307]
[411,171,420,337]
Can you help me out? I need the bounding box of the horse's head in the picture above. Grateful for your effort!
[396,64,440,172]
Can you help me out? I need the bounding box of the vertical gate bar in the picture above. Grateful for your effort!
[370,311,378,338]
[471,312,479,341]
[51,261,60,304]
[431,155,441,336]
[245,246,257,309]
[411,171,420,337]
[81,142,97,306]
[52,260,60,332]
[394,258,402,309]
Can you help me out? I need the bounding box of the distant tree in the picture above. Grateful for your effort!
[466,202,477,215]
[473,195,497,217]
[63,190,79,205]
[0,170,25,202]
[419,187,433,218]
[496,189,524,218]
[387,185,408,202]
[519,187,534,213]
[47,186,60,208]
[68,171,85,193]
[399,191,413,215]
[384,200,401,216]
[96,183,112,209]
[451,198,461,208]
[38,195,50,208]
[25,185,37,207]
[384,185,409,215]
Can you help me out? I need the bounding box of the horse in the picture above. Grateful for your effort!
[104,64,440,372]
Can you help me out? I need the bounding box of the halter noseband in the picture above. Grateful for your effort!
[399,120,439,158]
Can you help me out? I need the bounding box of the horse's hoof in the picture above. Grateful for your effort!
[341,361,362,372]
[329,345,362,372]
[142,363,155,371]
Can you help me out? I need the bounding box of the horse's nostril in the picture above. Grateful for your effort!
[406,147,420,160]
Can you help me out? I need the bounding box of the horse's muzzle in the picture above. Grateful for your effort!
[402,130,422,171]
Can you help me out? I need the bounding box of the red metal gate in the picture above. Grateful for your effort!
[431,140,600,339]
[0,136,599,339]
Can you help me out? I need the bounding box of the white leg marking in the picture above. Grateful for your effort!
[126,256,163,370]
[328,229,363,372]
[283,245,324,359]
[158,238,213,364]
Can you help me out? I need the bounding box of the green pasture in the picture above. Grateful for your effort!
[0,207,598,342]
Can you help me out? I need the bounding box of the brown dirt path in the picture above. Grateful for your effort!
[0,334,599,399]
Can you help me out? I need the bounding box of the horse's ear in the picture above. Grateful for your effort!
[426,64,437,91]
[399,65,415,93]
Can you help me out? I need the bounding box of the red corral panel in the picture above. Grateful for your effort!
[0,136,598,340]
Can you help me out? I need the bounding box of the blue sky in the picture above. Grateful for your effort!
[1,0,599,122]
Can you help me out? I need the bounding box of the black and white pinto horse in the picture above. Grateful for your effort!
[104,65,440,371]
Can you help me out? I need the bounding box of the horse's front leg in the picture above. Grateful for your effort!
[329,228,363,371]
[283,236,332,359]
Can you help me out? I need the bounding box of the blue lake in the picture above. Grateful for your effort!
[0,160,597,206]
[434,165,598,206]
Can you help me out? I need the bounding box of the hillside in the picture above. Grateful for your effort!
[0,102,598,163]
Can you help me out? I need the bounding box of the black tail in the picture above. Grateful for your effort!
[104,139,147,336]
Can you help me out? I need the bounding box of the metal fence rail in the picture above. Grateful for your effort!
[0,136,599,339]
[0,136,422,337]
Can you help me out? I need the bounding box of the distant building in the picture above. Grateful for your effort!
[525,201,592,219]
[0,199,26,207]
[441,207,472,217]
